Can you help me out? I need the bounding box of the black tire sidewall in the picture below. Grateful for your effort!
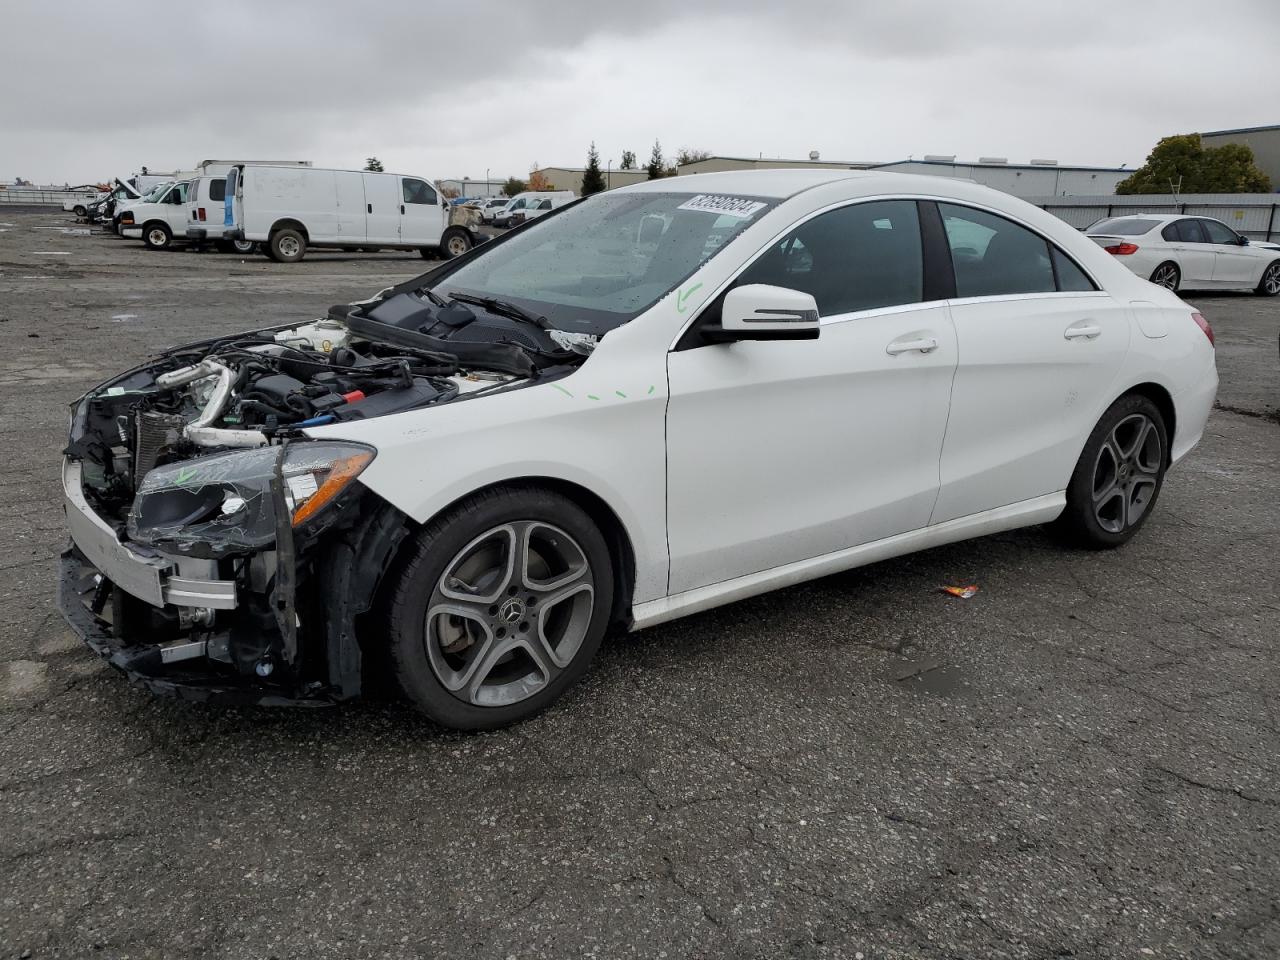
[1060,394,1168,548]
[388,488,614,730]
[143,223,171,250]
[1258,261,1280,297]
[270,228,305,263]
[1151,261,1179,291]
[439,229,470,260]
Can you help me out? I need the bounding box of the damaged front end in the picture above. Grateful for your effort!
[59,291,581,704]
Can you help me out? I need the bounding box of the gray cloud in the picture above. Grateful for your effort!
[2,0,1277,183]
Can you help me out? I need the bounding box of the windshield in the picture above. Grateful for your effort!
[142,183,172,202]
[432,191,776,334]
[1088,217,1160,236]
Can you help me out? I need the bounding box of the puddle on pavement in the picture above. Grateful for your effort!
[893,660,969,696]
[111,314,140,322]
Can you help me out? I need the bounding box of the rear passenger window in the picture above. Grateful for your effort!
[939,204,1055,297]
[736,200,923,316]
[209,179,226,202]
[1176,219,1207,243]
[1052,248,1095,292]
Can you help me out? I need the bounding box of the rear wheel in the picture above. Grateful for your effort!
[1256,261,1280,297]
[269,228,306,263]
[232,239,257,255]
[143,222,172,250]
[439,227,472,260]
[1150,261,1180,291]
[387,486,613,730]
[1056,394,1168,549]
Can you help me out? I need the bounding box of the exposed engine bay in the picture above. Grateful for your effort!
[60,289,588,703]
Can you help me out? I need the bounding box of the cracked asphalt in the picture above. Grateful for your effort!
[1,210,1277,959]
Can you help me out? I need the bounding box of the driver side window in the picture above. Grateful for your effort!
[736,200,924,316]
[1199,219,1237,245]
[402,178,438,205]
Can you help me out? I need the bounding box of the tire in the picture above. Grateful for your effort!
[232,239,257,255]
[1256,260,1280,297]
[269,227,306,263]
[73,205,87,218]
[1150,261,1180,291]
[439,227,472,260]
[142,222,172,250]
[1056,394,1168,549]
[387,486,614,730]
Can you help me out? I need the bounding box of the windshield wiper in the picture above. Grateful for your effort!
[446,292,552,330]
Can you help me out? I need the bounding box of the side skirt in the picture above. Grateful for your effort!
[631,493,1065,630]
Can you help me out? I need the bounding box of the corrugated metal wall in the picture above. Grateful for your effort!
[1030,194,1280,240]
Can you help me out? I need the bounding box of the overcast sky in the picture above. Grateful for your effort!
[3,0,1276,184]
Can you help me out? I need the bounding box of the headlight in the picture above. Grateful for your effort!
[128,441,374,554]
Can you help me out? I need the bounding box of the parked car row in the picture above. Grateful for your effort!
[1086,214,1280,296]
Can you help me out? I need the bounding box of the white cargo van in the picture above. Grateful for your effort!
[118,180,193,249]
[491,191,576,228]
[224,165,481,263]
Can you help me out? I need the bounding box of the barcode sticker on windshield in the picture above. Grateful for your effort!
[677,194,767,220]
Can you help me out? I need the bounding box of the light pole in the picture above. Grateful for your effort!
[607,159,612,190]
[485,168,490,197]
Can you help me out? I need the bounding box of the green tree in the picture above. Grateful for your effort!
[646,140,665,180]
[620,149,637,170]
[502,176,527,197]
[1116,134,1270,194]
[581,142,607,195]
[364,157,384,172]
[675,147,712,167]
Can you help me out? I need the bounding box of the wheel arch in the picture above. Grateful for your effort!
[1117,381,1176,466]
[269,218,309,241]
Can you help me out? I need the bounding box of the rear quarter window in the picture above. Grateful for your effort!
[209,179,226,202]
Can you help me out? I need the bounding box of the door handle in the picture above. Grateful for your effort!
[1064,322,1102,340]
[400,204,406,215]
[885,336,938,356]
[367,203,372,214]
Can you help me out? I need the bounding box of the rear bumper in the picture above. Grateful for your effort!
[223,227,245,241]
[186,226,209,241]
[1171,362,1219,467]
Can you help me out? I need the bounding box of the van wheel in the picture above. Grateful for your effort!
[439,228,472,260]
[143,223,173,250]
[232,239,257,255]
[270,228,306,263]
[1055,394,1168,549]
[73,204,87,217]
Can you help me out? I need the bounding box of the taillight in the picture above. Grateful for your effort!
[1104,242,1139,255]
[197,207,206,221]
[1191,311,1214,347]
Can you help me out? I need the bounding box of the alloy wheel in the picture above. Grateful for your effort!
[1263,263,1280,295]
[1092,413,1162,534]
[1152,263,1178,290]
[424,521,595,707]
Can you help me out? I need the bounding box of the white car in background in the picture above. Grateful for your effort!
[478,197,513,223]
[1086,214,1280,296]
[60,170,1217,729]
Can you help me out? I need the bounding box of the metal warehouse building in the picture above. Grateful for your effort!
[1200,124,1280,190]
[676,155,1130,198]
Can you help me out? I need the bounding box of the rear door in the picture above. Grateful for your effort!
[1167,218,1215,284]
[933,202,1131,523]
[399,177,443,245]
[1201,218,1256,284]
[364,173,401,244]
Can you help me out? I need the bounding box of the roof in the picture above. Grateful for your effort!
[874,158,1128,173]
[618,168,872,199]
[1201,124,1280,137]
[681,155,879,169]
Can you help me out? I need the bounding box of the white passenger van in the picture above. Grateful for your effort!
[492,191,576,228]
[184,176,256,253]
[118,180,194,249]
[224,165,482,263]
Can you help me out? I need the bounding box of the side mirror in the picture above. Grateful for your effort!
[707,284,820,342]
[1239,235,1250,246]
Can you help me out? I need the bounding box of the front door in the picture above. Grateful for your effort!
[932,202,1131,523]
[400,177,444,246]
[666,199,957,594]
[1167,218,1216,284]
[1201,218,1257,284]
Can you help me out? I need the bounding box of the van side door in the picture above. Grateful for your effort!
[364,173,402,244]
[334,172,367,244]
[400,178,443,247]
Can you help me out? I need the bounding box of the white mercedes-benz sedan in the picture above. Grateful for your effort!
[60,170,1218,728]
[1086,213,1280,295]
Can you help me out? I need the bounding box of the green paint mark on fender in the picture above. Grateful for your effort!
[551,384,573,397]
[676,282,704,314]
[587,394,600,401]
[647,385,656,395]
[615,390,627,398]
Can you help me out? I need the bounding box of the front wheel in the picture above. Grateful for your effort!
[1150,261,1180,291]
[1056,394,1168,549]
[143,222,172,250]
[1256,261,1280,297]
[387,487,614,730]
[439,227,472,260]
[73,204,87,218]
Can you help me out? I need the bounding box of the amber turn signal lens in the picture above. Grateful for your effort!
[290,451,373,527]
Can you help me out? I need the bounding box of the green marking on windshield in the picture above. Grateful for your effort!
[587,394,600,401]
[615,390,626,398]
[647,385,656,395]
[676,282,703,314]
[551,384,573,397]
